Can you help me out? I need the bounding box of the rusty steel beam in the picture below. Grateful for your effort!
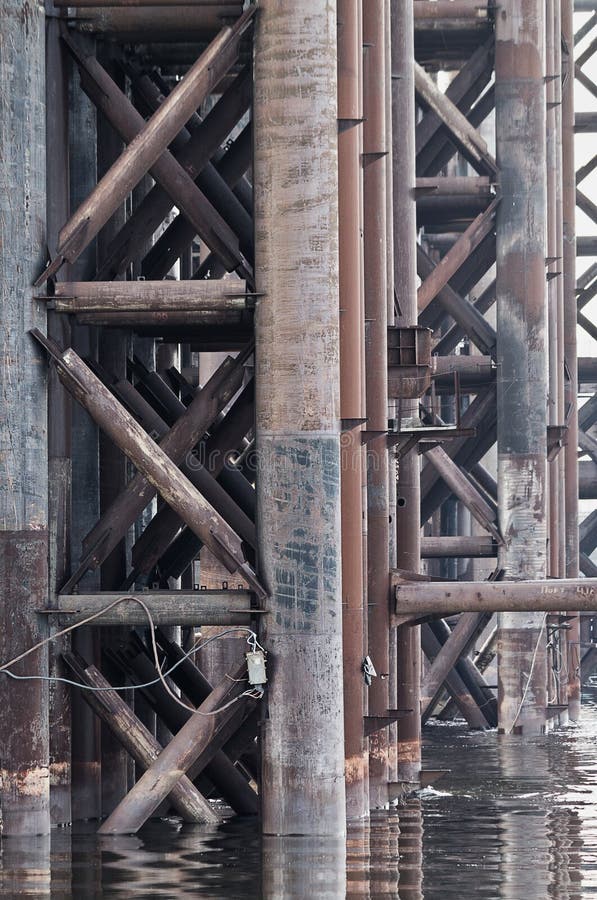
[50,280,249,313]
[420,625,490,729]
[363,0,391,810]
[415,37,494,176]
[421,612,493,722]
[423,446,501,543]
[98,663,250,834]
[392,0,421,788]
[118,639,258,816]
[421,536,497,558]
[61,33,247,279]
[128,379,255,580]
[35,337,264,595]
[394,578,597,617]
[63,654,217,824]
[49,590,256,626]
[96,67,252,281]
[495,0,548,735]
[0,0,49,837]
[414,61,497,175]
[77,353,245,579]
[413,0,489,19]
[416,244,497,355]
[129,72,253,271]
[69,6,243,41]
[254,0,346,836]
[417,200,498,312]
[36,11,254,285]
[338,0,368,819]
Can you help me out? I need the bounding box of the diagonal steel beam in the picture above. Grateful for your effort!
[421,612,493,722]
[96,67,252,281]
[98,662,252,834]
[423,445,502,543]
[63,654,218,825]
[421,624,491,728]
[36,9,254,285]
[59,32,248,280]
[31,331,265,597]
[417,199,498,312]
[415,36,494,168]
[416,243,497,355]
[414,61,498,176]
[61,349,248,589]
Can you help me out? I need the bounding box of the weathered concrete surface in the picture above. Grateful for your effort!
[254,1,346,836]
[0,0,49,835]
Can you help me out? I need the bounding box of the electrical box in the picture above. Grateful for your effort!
[246,650,267,688]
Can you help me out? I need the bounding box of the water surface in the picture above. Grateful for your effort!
[2,704,597,897]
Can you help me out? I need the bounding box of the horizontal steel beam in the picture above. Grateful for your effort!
[414,1,489,19]
[394,577,597,618]
[421,536,497,558]
[49,279,249,313]
[44,591,257,626]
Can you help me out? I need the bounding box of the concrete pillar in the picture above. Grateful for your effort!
[0,0,50,835]
[495,0,548,734]
[254,1,346,835]
[562,0,581,721]
[391,0,422,787]
[338,0,368,820]
[363,0,391,810]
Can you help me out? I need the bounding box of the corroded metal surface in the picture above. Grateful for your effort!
[495,0,548,734]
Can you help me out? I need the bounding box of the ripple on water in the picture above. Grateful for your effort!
[1,709,597,897]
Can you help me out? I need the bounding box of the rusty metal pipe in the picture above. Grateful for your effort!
[338,0,368,820]
[495,0,548,735]
[562,0,581,722]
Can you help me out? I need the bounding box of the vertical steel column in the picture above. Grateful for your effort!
[495,0,548,734]
[254,0,346,836]
[391,0,421,786]
[546,0,561,579]
[562,0,581,721]
[96,50,130,815]
[68,34,102,821]
[338,0,369,820]
[46,11,73,826]
[363,0,391,810]
[384,0,398,789]
[0,0,50,835]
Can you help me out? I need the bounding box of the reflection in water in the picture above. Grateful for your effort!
[2,706,597,897]
[261,835,346,899]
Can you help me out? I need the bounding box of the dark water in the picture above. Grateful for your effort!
[2,704,597,898]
